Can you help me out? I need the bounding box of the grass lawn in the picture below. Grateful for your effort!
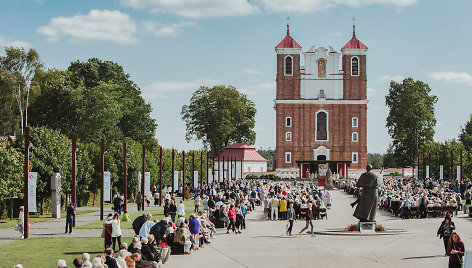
[0,237,132,267]
[0,210,97,229]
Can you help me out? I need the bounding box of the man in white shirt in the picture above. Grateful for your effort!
[177,200,186,216]
[270,197,280,221]
[139,214,155,238]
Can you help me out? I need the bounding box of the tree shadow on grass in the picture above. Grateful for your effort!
[64,251,103,255]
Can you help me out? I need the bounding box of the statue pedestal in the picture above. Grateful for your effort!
[359,222,376,234]
[51,173,61,218]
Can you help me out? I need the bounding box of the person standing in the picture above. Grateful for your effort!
[298,203,314,237]
[170,200,177,222]
[448,232,465,268]
[111,213,122,252]
[136,191,142,211]
[18,206,24,238]
[279,197,287,220]
[177,200,186,217]
[194,195,201,212]
[102,213,113,251]
[65,202,75,234]
[286,203,296,236]
[113,194,123,215]
[437,215,455,255]
[227,204,236,234]
[270,196,279,221]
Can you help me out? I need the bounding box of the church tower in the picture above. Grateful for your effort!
[274,23,368,178]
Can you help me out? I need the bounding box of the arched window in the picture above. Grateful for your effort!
[351,56,359,76]
[285,117,292,127]
[318,59,326,78]
[285,132,292,141]
[352,132,358,142]
[316,111,328,141]
[285,56,293,76]
[352,117,358,127]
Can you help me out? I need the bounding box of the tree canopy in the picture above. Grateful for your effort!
[181,85,256,156]
[385,78,437,167]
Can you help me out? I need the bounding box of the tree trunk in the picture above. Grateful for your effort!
[93,191,95,207]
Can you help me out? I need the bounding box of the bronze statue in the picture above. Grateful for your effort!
[353,165,380,222]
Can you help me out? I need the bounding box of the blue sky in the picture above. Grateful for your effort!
[1,0,471,153]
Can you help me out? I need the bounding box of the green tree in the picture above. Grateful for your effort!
[181,85,256,156]
[0,47,42,135]
[0,140,24,218]
[367,153,383,169]
[459,114,472,153]
[68,58,156,142]
[257,148,274,170]
[385,78,437,167]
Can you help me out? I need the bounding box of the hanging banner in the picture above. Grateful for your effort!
[208,169,213,184]
[414,166,419,179]
[104,171,111,201]
[144,172,151,196]
[440,165,444,180]
[457,166,461,182]
[194,171,199,188]
[28,172,37,212]
[426,166,430,178]
[173,171,180,191]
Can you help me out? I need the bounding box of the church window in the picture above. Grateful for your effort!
[285,56,293,76]
[285,132,292,141]
[285,117,292,127]
[285,152,292,163]
[351,56,359,76]
[352,152,358,163]
[318,89,326,99]
[352,117,358,127]
[352,132,358,142]
[318,59,326,78]
[316,111,328,141]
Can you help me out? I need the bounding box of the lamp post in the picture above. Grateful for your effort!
[100,139,105,220]
[123,142,127,212]
[71,134,77,225]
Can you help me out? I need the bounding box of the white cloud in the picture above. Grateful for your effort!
[242,69,263,75]
[430,71,472,86]
[379,75,404,82]
[0,35,31,48]
[142,78,222,99]
[258,0,418,13]
[143,20,196,37]
[37,10,138,44]
[367,87,376,97]
[121,0,259,18]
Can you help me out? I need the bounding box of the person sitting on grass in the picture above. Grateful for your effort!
[57,259,69,268]
[140,237,159,267]
[116,243,131,268]
[128,236,141,254]
[81,253,92,267]
[104,248,119,268]
[72,258,82,268]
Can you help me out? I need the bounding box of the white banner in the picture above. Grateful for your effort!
[457,166,461,182]
[194,171,199,188]
[208,169,213,184]
[440,165,444,180]
[426,165,430,178]
[145,172,151,196]
[414,166,419,179]
[104,171,111,202]
[173,171,180,191]
[28,172,37,212]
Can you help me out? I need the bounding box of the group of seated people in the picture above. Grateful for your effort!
[340,176,472,219]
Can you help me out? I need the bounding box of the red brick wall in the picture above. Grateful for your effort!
[342,54,367,100]
[276,54,300,99]
[275,103,367,170]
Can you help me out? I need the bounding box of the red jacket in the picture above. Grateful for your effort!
[228,208,236,220]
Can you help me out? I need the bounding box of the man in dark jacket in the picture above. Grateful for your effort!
[65,203,75,234]
[105,248,119,268]
[132,214,148,235]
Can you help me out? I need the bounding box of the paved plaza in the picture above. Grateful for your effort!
[1,190,469,267]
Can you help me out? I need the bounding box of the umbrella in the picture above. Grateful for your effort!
[132,214,147,235]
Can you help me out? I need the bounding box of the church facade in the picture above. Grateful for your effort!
[274,25,368,173]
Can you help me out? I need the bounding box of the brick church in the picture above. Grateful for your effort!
[274,24,368,177]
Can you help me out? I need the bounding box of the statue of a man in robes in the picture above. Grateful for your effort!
[353,165,381,222]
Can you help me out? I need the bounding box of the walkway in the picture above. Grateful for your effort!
[164,190,464,268]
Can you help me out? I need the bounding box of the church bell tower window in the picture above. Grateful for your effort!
[351,56,359,76]
[284,56,293,76]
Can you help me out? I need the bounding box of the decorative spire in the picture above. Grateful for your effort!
[286,16,290,35]
[352,16,356,37]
